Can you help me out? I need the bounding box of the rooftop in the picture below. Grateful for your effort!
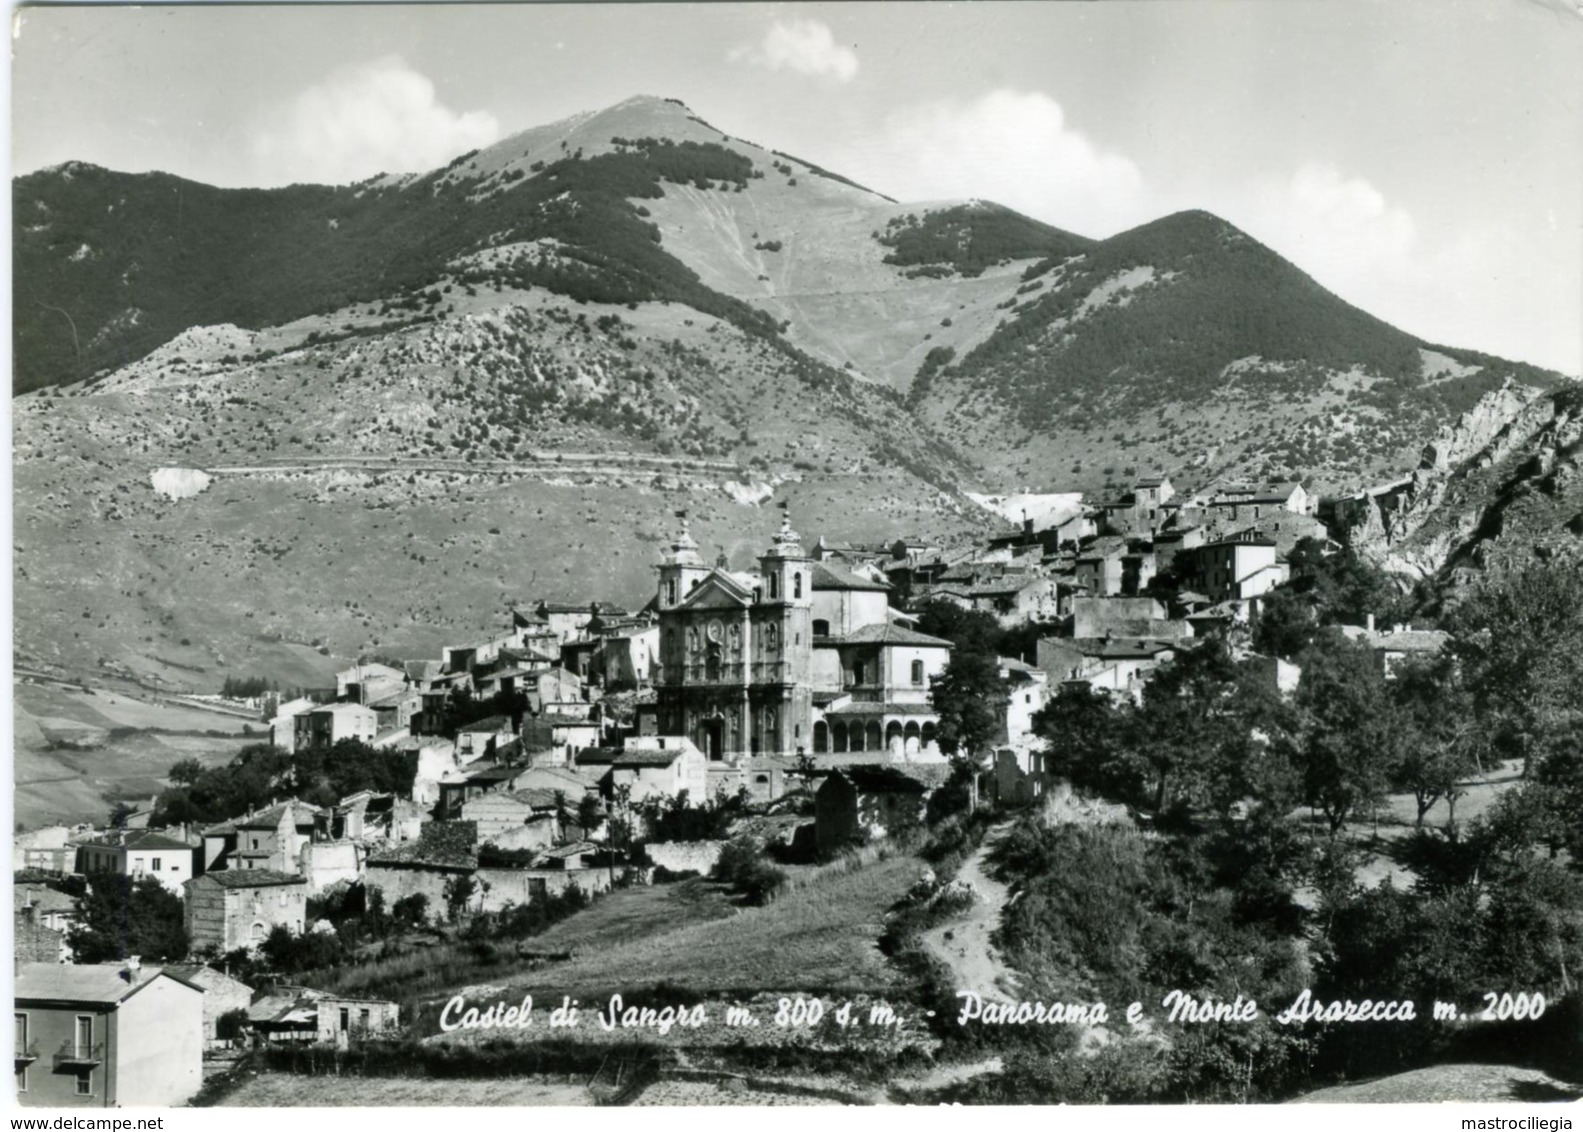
[15,963,199,1006]
[811,562,890,592]
[825,623,953,648]
[190,869,306,889]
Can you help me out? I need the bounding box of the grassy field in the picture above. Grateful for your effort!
[310,878,738,1005]
[218,1072,596,1106]
[12,679,257,829]
[494,851,920,1000]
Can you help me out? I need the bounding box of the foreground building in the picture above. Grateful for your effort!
[13,962,203,1107]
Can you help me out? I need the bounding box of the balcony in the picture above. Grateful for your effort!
[14,1041,38,1067]
[54,1041,105,1069]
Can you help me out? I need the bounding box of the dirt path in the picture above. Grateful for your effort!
[919,820,1020,1004]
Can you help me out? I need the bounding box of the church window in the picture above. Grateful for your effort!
[793,573,803,599]
[768,572,780,599]
[767,624,778,650]
[813,619,830,638]
[666,579,677,605]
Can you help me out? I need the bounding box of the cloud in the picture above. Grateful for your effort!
[729,19,858,82]
[848,90,1146,236]
[1240,163,1420,292]
[251,57,500,185]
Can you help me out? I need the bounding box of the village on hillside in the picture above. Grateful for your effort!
[21,468,1528,1109]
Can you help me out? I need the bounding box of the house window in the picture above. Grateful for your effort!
[75,1015,92,1057]
[151,857,162,871]
[359,1008,371,1031]
[812,619,830,638]
[339,1008,351,1033]
[75,1072,92,1096]
[911,660,925,685]
[14,1014,27,1092]
[252,922,266,941]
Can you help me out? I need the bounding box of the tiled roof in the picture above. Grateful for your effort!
[80,830,194,852]
[15,963,199,1005]
[191,869,305,889]
[235,801,322,830]
[827,623,953,647]
[811,562,890,592]
[367,839,477,870]
[459,715,514,733]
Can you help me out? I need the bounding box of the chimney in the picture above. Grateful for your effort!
[1365,613,1375,633]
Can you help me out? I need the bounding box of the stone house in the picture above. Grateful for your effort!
[183,870,308,953]
[13,962,203,1108]
[1177,537,1287,602]
[814,765,947,855]
[364,822,478,922]
[15,884,77,963]
[456,715,517,761]
[461,789,563,846]
[598,736,709,804]
[247,986,399,1046]
[203,799,322,874]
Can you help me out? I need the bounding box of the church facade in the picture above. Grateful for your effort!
[654,517,951,763]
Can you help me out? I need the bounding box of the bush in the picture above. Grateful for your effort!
[713,835,787,905]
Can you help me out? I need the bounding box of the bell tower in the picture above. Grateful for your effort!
[656,514,711,610]
[749,510,814,754]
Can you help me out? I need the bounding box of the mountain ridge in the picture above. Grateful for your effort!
[11,93,1577,692]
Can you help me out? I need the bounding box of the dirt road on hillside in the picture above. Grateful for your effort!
[919,820,1021,1005]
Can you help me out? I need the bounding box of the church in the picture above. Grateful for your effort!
[654,515,953,763]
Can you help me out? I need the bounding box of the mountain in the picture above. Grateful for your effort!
[906,209,1565,495]
[10,94,1572,689]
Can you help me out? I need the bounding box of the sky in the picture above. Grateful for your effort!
[10,1,1583,374]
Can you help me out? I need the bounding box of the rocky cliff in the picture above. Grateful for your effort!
[1337,379,1583,579]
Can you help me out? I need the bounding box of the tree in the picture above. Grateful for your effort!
[913,602,1003,657]
[792,748,819,795]
[1131,636,1246,816]
[1447,559,1583,776]
[442,874,478,922]
[392,892,430,929]
[1032,684,1140,803]
[1389,655,1479,830]
[931,652,1007,812]
[1286,632,1400,835]
[167,758,205,788]
[576,793,604,841]
[1251,585,1318,661]
[67,876,188,963]
[552,791,572,842]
